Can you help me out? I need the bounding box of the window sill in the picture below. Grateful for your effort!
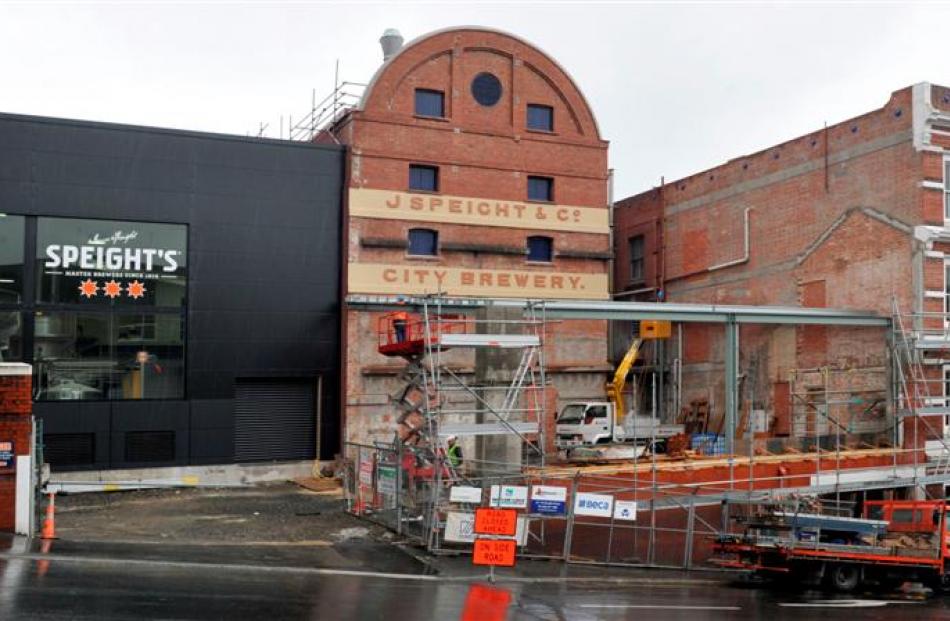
[526,128,557,136]
[413,114,450,123]
[405,254,442,262]
[525,260,554,266]
[525,198,555,205]
[407,188,440,195]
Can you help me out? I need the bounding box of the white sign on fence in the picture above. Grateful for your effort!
[444,511,529,545]
[574,492,614,518]
[376,465,397,495]
[449,486,483,504]
[613,500,638,521]
[489,485,529,508]
[530,485,567,515]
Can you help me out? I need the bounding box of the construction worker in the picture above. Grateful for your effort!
[447,435,463,468]
[392,312,409,343]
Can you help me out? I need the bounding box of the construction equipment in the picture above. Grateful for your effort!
[713,499,950,593]
[556,323,681,454]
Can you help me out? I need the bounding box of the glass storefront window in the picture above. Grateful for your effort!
[0,214,25,303]
[33,312,184,401]
[36,217,187,307]
[0,311,22,362]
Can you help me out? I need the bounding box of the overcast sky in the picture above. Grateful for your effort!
[1,2,947,197]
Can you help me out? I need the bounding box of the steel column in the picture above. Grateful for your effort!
[724,317,739,455]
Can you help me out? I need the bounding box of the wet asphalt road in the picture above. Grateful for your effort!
[3,545,950,621]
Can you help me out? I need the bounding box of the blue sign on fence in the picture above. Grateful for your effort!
[529,485,567,515]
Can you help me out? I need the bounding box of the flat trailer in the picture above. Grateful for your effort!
[713,500,950,593]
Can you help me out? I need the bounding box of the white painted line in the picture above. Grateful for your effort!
[779,599,922,608]
[580,604,741,611]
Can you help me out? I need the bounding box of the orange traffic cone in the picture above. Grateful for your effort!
[40,492,56,540]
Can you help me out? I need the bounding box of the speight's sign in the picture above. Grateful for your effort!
[38,218,186,303]
[45,230,182,274]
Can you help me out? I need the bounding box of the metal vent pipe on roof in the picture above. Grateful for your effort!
[379,28,404,61]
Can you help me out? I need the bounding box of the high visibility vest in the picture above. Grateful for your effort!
[447,444,462,467]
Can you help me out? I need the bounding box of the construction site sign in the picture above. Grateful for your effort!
[472,538,517,567]
[529,485,566,515]
[376,465,396,495]
[475,508,518,536]
[450,486,483,504]
[613,500,638,521]
[574,492,614,518]
[0,441,12,471]
[488,485,528,508]
[445,512,530,544]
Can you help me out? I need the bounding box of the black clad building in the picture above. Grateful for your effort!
[0,113,343,470]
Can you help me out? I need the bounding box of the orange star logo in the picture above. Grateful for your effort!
[103,280,122,299]
[126,280,146,299]
[78,279,99,298]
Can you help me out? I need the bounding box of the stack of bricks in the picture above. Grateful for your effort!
[0,363,31,532]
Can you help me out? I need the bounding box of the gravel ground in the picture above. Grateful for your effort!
[55,482,371,544]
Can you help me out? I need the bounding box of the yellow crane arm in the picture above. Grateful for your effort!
[605,338,642,425]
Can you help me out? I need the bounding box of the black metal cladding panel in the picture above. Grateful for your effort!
[124,430,176,463]
[234,379,316,462]
[44,433,95,467]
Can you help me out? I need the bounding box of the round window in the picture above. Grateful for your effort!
[471,73,502,107]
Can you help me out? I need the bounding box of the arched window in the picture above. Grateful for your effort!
[527,236,553,262]
[408,228,438,256]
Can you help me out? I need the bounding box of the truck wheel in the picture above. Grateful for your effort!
[825,564,861,593]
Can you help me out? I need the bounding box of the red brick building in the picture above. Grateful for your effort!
[326,27,611,446]
[615,83,950,449]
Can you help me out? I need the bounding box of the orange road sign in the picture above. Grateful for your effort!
[474,508,517,536]
[472,538,517,567]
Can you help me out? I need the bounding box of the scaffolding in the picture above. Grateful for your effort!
[357,296,548,547]
[342,294,950,568]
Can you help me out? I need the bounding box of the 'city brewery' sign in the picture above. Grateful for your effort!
[348,188,609,234]
[348,263,609,300]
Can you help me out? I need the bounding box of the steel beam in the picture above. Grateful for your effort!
[346,295,890,327]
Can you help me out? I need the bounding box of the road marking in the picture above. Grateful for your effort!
[779,599,923,608]
[580,604,741,611]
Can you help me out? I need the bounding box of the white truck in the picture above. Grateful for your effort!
[554,335,683,458]
[555,401,683,451]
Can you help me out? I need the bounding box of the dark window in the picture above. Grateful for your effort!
[471,73,502,107]
[0,311,22,362]
[527,104,554,131]
[629,235,645,283]
[866,505,884,520]
[527,236,553,262]
[892,508,914,524]
[414,89,445,118]
[409,165,439,192]
[408,229,438,257]
[527,176,554,202]
[33,312,185,401]
[0,215,25,303]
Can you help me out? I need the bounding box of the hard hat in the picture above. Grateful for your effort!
[447,435,457,442]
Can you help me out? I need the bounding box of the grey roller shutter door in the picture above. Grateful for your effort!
[234,378,316,462]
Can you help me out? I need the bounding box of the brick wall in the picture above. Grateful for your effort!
[334,28,611,445]
[615,84,941,448]
[0,364,32,532]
